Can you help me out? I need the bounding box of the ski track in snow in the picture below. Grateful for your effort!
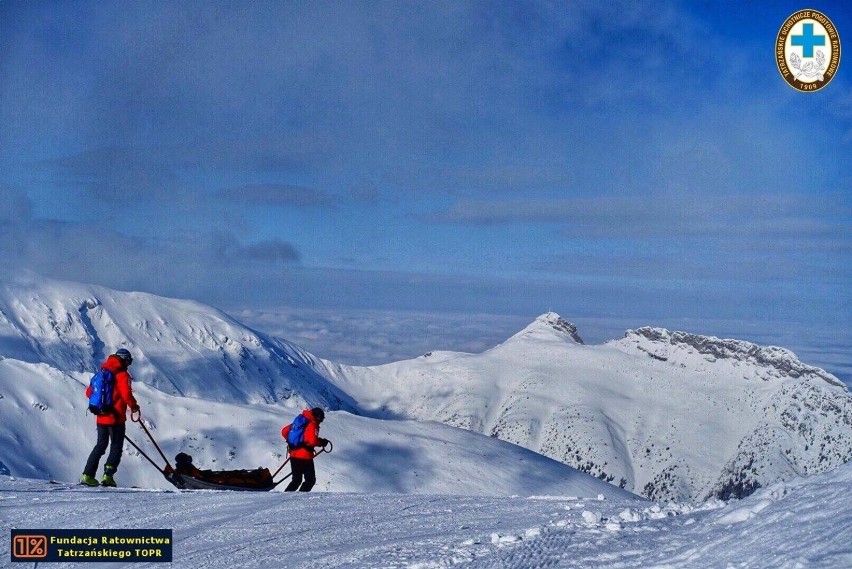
[3,465,852,569]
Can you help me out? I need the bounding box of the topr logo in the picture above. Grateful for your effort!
[776,9,841,92]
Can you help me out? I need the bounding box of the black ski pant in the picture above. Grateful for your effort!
[284,458,316,492]
[83,423,126,477]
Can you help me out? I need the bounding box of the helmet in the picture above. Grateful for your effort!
[115,348,133,366]
[175,452,193,466]
[311,407,325,423]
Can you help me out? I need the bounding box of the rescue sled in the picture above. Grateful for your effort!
[166,472,274,491]
[164,452,276,491]
[166,471,275,491]
[125,409,331,491]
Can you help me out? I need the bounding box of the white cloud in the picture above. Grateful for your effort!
[224,306,852,388]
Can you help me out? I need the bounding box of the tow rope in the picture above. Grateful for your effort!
[131,408,174,474]
[270,441,334,486]
[127,409,333,488]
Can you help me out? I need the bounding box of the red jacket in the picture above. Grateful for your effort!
[85,355,138,425]
[281,408,322,460]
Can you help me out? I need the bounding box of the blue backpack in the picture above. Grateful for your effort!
[286,414,309,448]
[87,369,115,415]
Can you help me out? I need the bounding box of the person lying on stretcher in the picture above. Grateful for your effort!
[173,452,272,486]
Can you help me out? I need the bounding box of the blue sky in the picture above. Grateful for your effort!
[1,1,850,356]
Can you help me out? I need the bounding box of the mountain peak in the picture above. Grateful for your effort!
[510,312,584,344]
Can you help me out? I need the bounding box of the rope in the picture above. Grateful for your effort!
[270,441,333,487]
[124,434,167,474]
[131,410,174,471]
[271,455,291,480]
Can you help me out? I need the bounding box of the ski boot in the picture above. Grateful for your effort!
[80,474,99,487]
[101,466,117,487]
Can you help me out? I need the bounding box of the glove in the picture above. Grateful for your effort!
[317,438,329,448]
[131,405,141,413]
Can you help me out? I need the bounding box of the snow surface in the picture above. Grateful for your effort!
[2,274,852,567]
[2,462,851,568]
[0,357,630,498]
[0,275,629,499]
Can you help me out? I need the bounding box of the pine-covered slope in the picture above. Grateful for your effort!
[322,313,852,501]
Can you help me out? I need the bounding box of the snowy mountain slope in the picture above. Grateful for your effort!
[0,357,632,499]
[0,273,350,410]
[3,462,851,568]
[3,274,849,504]
[321,313,852,502]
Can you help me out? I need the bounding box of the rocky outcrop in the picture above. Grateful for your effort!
[625,327,843,386]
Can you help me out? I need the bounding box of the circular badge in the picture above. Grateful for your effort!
[776,9,841,92]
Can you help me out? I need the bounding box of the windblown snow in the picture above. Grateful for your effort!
[1,274,851,567]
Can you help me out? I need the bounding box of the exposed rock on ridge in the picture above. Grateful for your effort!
[625,327,843,386]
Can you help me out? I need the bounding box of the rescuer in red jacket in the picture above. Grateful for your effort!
[281,407,329,492]
[80,349,140,487]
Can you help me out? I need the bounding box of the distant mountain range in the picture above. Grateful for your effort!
[0,274,625,498]
[323,313,852,501]
[2,274,850,501]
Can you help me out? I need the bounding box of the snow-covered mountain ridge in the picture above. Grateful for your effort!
[623,326,843,386]
[325,313,852,502]
[0,275,628,499]
[0,273,350,410]
[1,276,850,504]
[507,312,585,344]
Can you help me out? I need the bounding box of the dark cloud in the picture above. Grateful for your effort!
[427,193,850,240]
[2,1,838,203]
[47,146,182,202]
[0,197,300,296]
[213,234,300,264]
[219,184,339,209]
[348,183,381,205]
[0,188,33,221]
